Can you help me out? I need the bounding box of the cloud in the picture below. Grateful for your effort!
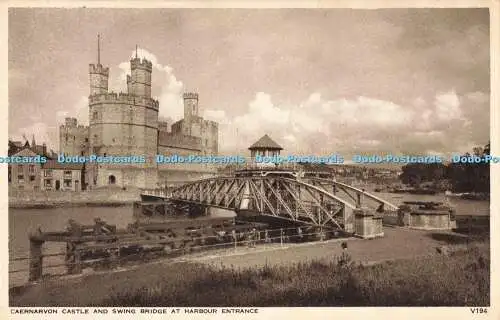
[11,96,89,151]
[434,90,462,121]
[212,89,489,156]
[56,96,89,126]
[12,121,59,152]
[19,46,487,158]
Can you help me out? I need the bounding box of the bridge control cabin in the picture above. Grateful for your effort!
[234,134,335,180]
[235,134,298,178]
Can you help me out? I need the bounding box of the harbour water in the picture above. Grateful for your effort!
[8,193,489,287]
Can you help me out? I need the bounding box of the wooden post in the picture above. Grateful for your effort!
[467,216,472,246]
[73,247,82,274]
[110,247,120,269]
[29,239,44,282]
[232,230,237,250]
[280,228,283,247]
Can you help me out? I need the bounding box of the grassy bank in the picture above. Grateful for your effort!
[102,244,489,307]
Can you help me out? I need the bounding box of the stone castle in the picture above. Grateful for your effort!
[59,39,218,189]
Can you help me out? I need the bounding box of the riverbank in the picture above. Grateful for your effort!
[8,187,141,209]
[9,228,489,306]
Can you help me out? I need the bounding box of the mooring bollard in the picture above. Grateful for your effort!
[28,238,44,282]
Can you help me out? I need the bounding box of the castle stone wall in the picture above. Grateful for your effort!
[59,118,89,156]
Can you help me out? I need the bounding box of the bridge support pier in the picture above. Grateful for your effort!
[354,208,384,239]
[403,202,456,230]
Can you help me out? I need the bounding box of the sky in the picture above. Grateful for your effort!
[8,8,490,157]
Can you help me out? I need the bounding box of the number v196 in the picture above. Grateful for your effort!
[470,307,487,314]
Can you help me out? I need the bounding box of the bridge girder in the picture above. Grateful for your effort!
[302,177,399,212]
[169,176,377,230]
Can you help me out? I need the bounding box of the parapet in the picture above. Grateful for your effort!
[204,119,219,128]
[130,57,153,72]
[89,64,110,76]
[88,92,159,110]
[183,92,199,100]
[158,121,169,132]
[158,131,202,151]
[65,117,78,127]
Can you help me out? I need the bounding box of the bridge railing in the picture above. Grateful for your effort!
[140,188,171,198]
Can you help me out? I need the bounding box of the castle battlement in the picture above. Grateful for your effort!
[89,91,159,110]
[204,120,219,128]
[183,92,199,100]
[64,117,78,127]
[158,131,202,151]
[130,57,153,72]
[89,64,110,76]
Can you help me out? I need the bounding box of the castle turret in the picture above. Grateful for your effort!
[89,34,109,96]
[183,92,199,120]
[128,46,152,98]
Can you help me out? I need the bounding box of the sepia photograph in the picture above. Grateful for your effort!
[4,4,495,313]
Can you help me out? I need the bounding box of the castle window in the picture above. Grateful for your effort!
[112,138,116,143]
[74,136,76,141]
[28,165,35,173]
[85,138,89,142]
[93,111,98,120]
[30,176,36,181]
[18,175,24,183]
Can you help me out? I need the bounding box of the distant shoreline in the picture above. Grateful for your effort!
[9,200,134,209]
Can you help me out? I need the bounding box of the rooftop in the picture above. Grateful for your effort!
[249,134,283,150]
[41,160,83,170]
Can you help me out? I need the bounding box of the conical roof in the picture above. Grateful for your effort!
[249,134,283,150]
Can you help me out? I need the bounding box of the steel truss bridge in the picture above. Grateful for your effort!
[145,176,399,232]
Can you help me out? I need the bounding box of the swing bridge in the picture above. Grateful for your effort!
[143,175,399,232]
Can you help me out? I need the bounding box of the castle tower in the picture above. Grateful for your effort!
[88,45,159,189]
[89,34,109,96]
[183,92,199,120]
[127,46,152,98]
[59,117,89,157]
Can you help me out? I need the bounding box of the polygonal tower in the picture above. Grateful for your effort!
[88,34,109,96]
[127,46,152,98]
[183,92,199,121]
[88,41,159,189]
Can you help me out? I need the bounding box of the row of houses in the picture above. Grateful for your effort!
[8,139,84,192]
